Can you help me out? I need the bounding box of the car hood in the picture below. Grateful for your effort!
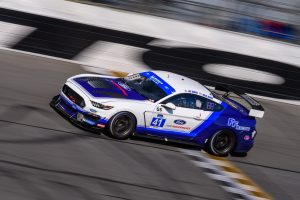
[72,76,146,101]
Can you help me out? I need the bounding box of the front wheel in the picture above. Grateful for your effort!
[107,112,136,140]
[207,130,236,157]
[50,95,60,107]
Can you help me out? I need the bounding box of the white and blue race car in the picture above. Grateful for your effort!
[50,71,264,156]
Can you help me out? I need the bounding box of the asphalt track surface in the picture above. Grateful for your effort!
[0,50,299,200]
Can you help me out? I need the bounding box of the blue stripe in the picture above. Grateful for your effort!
[136,102,228,138]
[190,102,228,135]
[140,72,175,95]
[136,126,188,135]
[74,77,146,100]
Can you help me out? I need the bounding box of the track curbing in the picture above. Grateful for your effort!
[181,149,273,200]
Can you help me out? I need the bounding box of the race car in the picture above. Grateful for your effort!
[50,71,264,156]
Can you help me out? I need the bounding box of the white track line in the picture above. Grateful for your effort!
[181,149,272,200]
[0,21,36,47]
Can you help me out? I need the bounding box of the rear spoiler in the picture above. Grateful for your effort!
[215,85,264,118]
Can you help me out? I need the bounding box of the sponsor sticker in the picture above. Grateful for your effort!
[90,108,97,113]
[174,119,186,125]
[227,118,250,131]
[150,117,166,127]
[244,135,250,141]
[184,90,213,99]
[149,75,163,85]
[172,125,191,130]
[206,102,215,110]
[166,125,191,130]
[117,81,131,91]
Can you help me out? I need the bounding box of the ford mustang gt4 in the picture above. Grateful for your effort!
[50,71,264,156]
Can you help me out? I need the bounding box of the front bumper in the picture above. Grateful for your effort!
[50,94,108,131]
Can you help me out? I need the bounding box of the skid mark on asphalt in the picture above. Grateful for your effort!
[180,149,273,200]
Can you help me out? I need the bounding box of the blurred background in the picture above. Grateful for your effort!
[78,0,300,43]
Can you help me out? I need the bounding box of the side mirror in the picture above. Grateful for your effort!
[162,102,176,110]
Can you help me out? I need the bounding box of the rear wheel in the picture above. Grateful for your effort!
[207,130,236,157]
[107,112,136,140]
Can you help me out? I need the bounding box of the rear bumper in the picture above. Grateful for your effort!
[233,131,256,153]
[50,94,108,131]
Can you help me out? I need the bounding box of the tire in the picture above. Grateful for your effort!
[107,112,136,140]
[207,130,236,157]
[50,95,60,107]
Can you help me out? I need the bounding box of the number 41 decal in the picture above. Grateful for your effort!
[150,117,166,127]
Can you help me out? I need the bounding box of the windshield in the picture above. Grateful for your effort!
[124,75,168,102]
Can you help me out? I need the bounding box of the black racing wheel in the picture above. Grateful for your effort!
[207,130,236,157]
[50,95,60,107]
[107,112,136,140]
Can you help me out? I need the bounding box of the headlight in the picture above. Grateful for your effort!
[91,101,113,110]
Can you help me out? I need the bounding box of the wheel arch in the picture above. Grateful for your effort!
[107,110,138,128]
[205,128,237,156]
[106,111,138,140]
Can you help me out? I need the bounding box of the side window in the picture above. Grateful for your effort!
[163,94,197,109]
[195,96,223,111]
[163,94,223,111]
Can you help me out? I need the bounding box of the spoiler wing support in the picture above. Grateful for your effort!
[215,85,265,118]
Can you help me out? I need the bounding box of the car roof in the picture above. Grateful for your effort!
[152,70,213,97]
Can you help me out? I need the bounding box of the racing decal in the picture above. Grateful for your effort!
[206,102,215,110]
[227,118,250,131]
[184,90,213,99]
[161,119,190,131]
[156,107,162,112]
[150,117,166,127]
[126,73,142,81]
[244,135,251,141]
[165,125,191,131]
[174,119,186,125]
[140,72,175,95]
[117,81,131,91]
[90,108,97,113]
[111,81,128,96]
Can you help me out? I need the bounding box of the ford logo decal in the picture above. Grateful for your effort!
[174,119,186,125]
[90,109,97,113]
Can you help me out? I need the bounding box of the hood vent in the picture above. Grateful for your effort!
[77,77,112,89]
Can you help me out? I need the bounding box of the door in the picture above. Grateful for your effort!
[145,94,212,139]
